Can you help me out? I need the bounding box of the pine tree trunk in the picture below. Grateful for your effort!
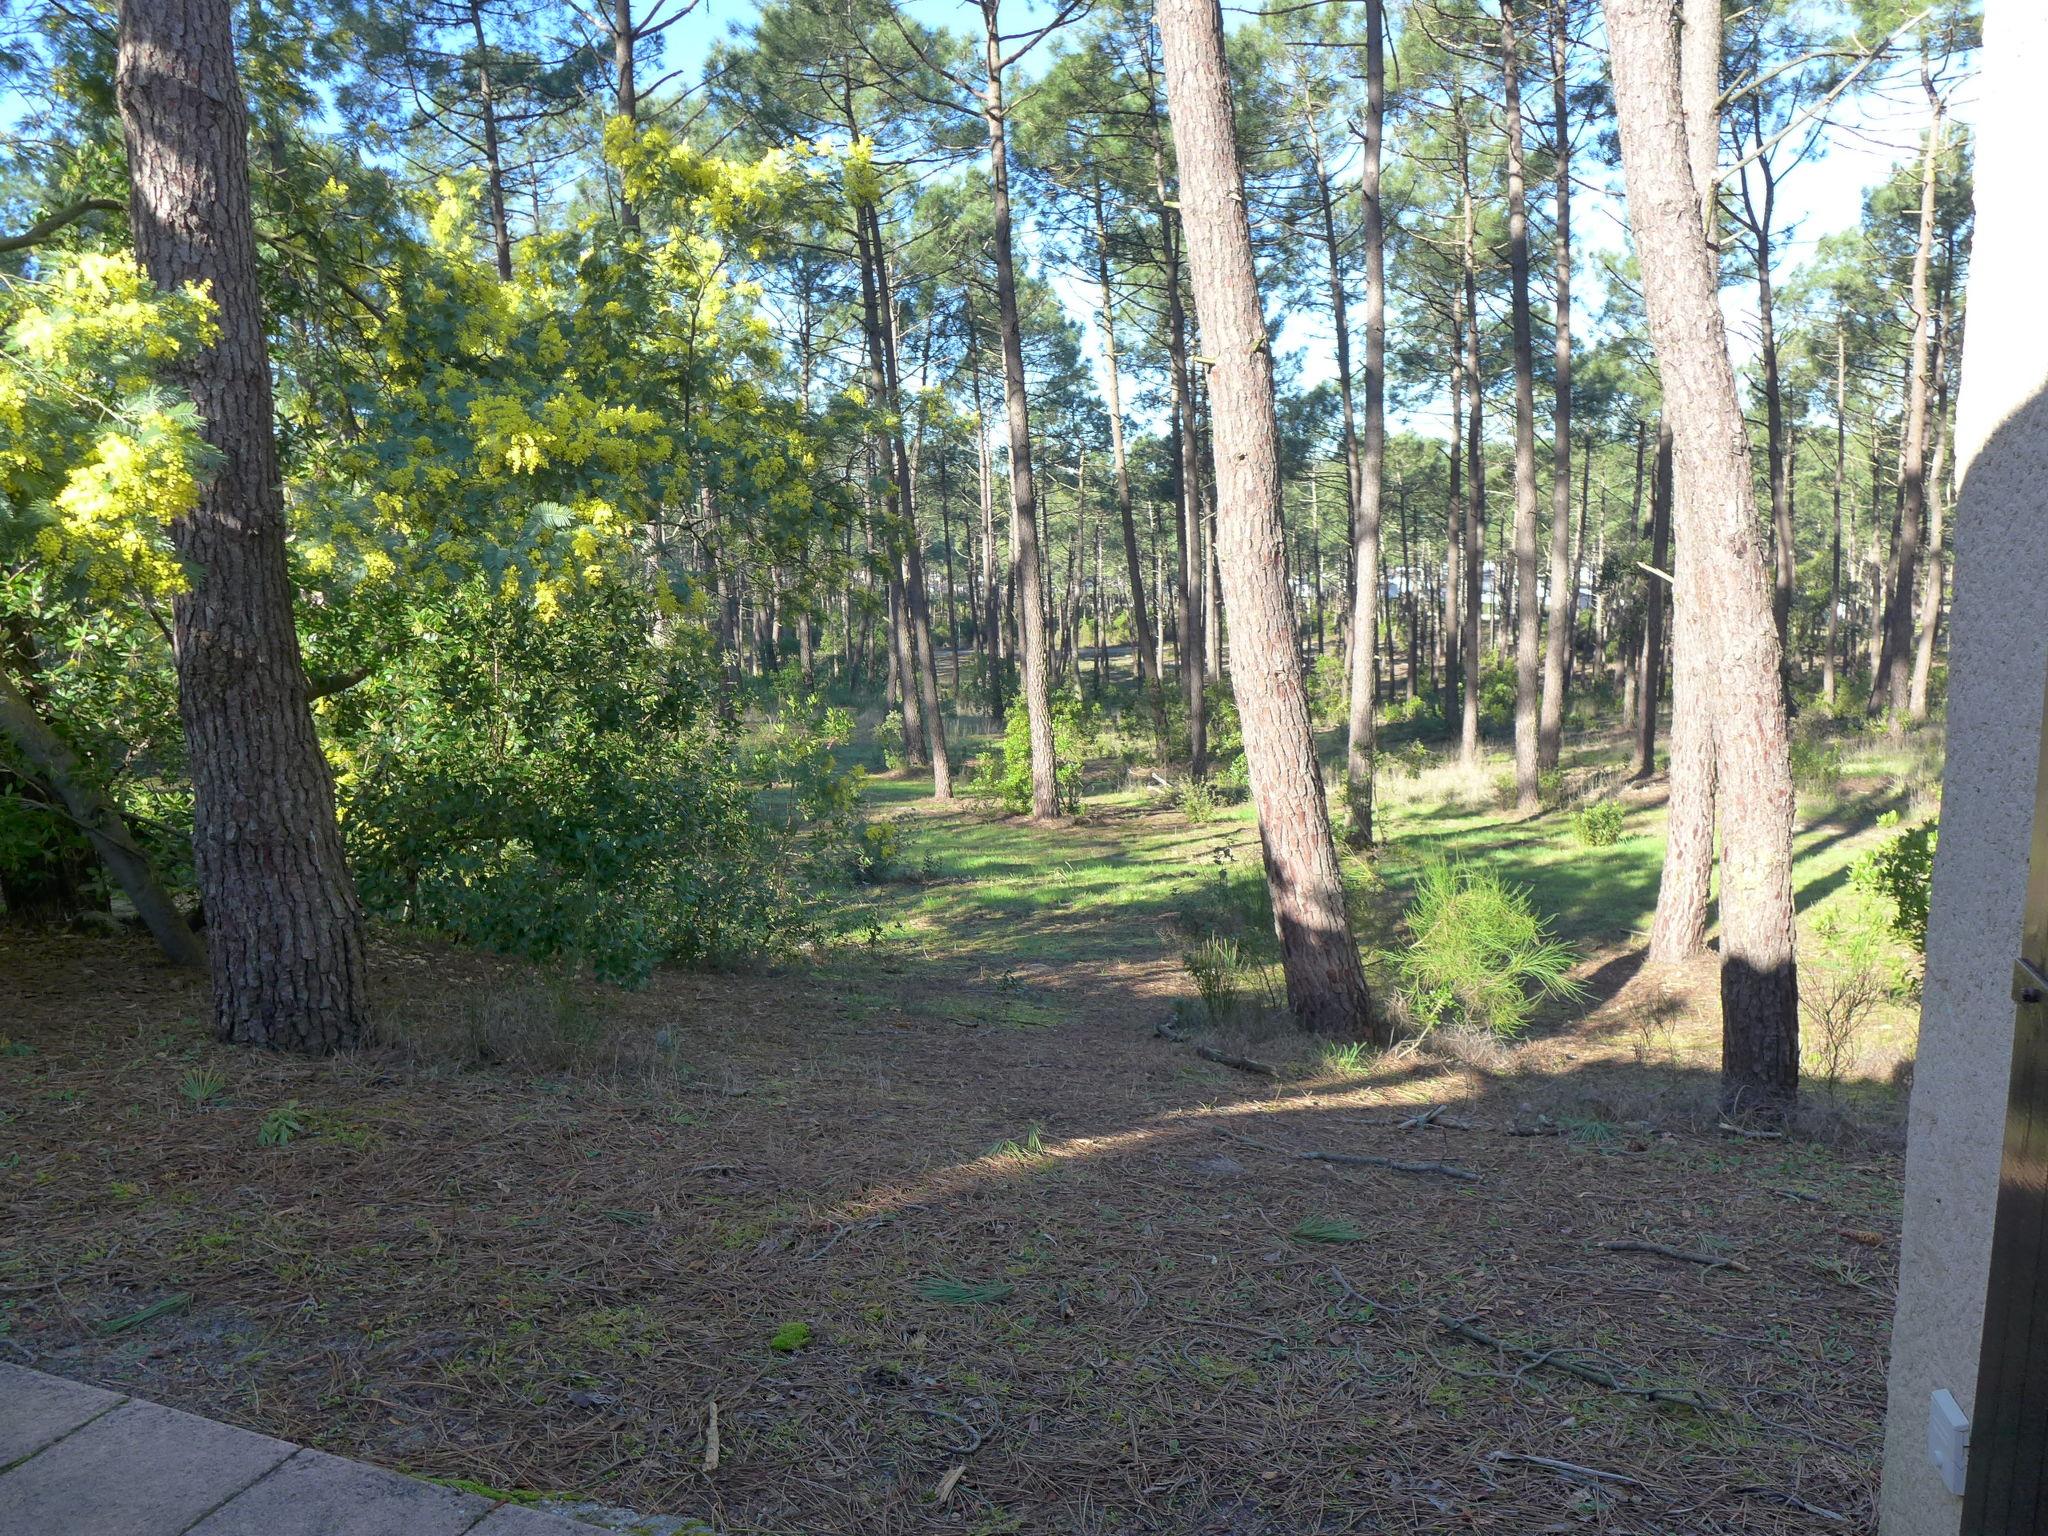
[117,0,368,1048]
[1502,10,1542,811]
[1459,158,1485,771]
[870,208,951,796]
[1537,0,1575,773]
[1093,187,1164,740]
[1825,325,1846,706]
[612,0,637,233]
[466,0,513,280]
[981,10,1058,817]
[1906,221,1954,722]
[1879,89,1942,719]
[1343,0,1386,846]
[1633,423,1673,779]
[1157,0,1374,1039]
[1607,0,1801,1109]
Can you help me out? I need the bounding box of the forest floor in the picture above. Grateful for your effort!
[0,707,1933,1535]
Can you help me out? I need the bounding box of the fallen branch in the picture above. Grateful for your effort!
[1195,1045,1280,1078]
[1305,1149,1481,1182]
[1218,1128,1480,1182]
[1438,1316,1719,1412]
[1716,1120,1784,1140]
[1486,1451,1647,1488]
[1399,1104,1473,1131]
[1598,1239,1749,1274]
[1727,1486,1848,1523]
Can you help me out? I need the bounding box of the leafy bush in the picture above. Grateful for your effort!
[339,587,865,984]
[966,697,1084,815]
[1309,652,1349,727]
[1182,935,1247,1026]
[1393,857,1581,1038]
[1788,736,1844,796]
[1852,812,1937,952]
[1570,800,1626,847]
[1176,777,1220,824]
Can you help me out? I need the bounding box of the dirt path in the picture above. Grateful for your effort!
[1,801,1901,1533]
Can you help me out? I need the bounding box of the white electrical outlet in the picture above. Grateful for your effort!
[1929,1389,1969,1496]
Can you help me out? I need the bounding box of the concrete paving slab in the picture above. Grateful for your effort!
[0,1397,294,1536]
[468,1504,602,1534]
[0,1362,125,1467]
[186,1448,493,1536]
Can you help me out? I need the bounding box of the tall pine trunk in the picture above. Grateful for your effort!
[117,0,368,1049]
[1607,0,1801,1109]
[1341,0,1386,846]
[1537,0,1575,773]
[1877,87,1942,718]
[1633,423,1672,779]
[1093,185,1165,740]
[980,11,1058,815]
[1157,0,1374,1039]
[1502,8,1542,812]
[1825,325,1846,705]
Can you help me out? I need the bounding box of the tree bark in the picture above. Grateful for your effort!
[1633,422,1672,779]
[1093,185,1164,740]
[1537,0,1575,773]
[612,0,638,233]
[980,12,1059,816]
[117,0,368,1048]
[1908,285,1952,722]
[1606,0,1801,1109]
[1458,135,1485,771]
[1157,0,1375,1039]
[1502,5,1542,811]
[1342,0,1386,846]
[870,206,951,797]
[1876,88,1942,718]
[466,0,513,280]
[1824,324,1846,706]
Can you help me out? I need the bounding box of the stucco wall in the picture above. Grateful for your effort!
[1878,6,2048,1531]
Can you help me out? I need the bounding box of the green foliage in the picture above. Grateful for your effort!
[1317,1041,1375,1077]
[1393,858,1582,1038]
[257,1101,305,1147]
[1570,800,1626,848]
[1182,935,1248,1026]
[1175,777,1220,824]
[336,587,875,983]
[178,1066,226,1107]
[1309,652,1349,726]
[769,1321,813,1352]
[1789,736,1845,796]
[985,1125,1048,1162]
[1852,812,1937,952]
[966,698,1084,816]
[915,1273,1015,1306]
[1290,1215,1365,1244]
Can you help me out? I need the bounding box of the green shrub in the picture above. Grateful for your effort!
[1788,736,1844,796]
[341,587,862,984]
[1393,857,1581,1038]
[1182,935,1247,1026]
[1176,777,1220,824]
[1852,812,1937,951]
[1570,800,1626,847]
[1309,652,1349,727]
[966,699,1084,815]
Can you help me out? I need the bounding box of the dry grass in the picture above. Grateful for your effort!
[0,906,1904,1536]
